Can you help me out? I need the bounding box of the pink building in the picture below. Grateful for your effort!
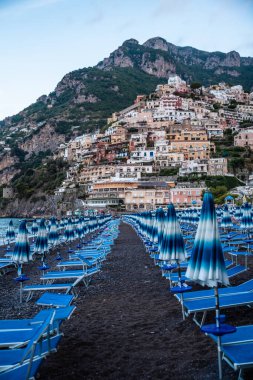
[170,187,205,207]
[234,128,253,149]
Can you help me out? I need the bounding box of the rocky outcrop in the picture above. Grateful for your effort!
[141,53,175,77]
[98,37,253,78]
[20,124,65,157]
[97,47,134,70]
[0,154,17,172]
[143,37,169,52]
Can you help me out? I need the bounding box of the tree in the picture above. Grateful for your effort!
[190,82,202,90]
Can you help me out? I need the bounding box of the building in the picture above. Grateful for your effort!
[170,187,204,207]
[128,148,155,164]
[234,128,253,149]
[207,158,228,176]
[124,182,170,211]
[85,179,138,209]
[178,160,208,177]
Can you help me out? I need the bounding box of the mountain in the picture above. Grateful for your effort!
[1,37,253,136]
[97,37,253,87]
[0,37,253,204]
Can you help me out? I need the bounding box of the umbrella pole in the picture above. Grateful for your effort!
[177,260,185,321]
[18,264,23,304]
[215,286,222,380]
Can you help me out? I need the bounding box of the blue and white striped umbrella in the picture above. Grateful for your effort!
[48,217,59,246]
[151,208,164,245]
[191,208,199,225]
[240,202,253,231]
[12,221,31,265]
[6,220,15,242]
[186,192,230,379]
[81,218,88,236]
[35,219,48,256]
[220,204,233,230]
[31,220,38,235]
[64,218,75,241]
[186,192,229,287]
[159,203,185,263]
[12,220,32,302]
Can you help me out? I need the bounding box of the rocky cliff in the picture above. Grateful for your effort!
[97,37,253,83]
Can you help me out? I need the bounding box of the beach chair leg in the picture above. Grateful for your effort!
[193,311,207,327]
[179,294,186,320]
[237,369,243,380]
[200,311,207,327]
[26,291,33,302]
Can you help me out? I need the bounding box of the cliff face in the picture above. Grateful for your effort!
[20,124,65,158]
[97,37,253,77]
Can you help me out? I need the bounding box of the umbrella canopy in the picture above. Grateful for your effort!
[220,204,233,229]
[151,208,164,244]
[186,192,229,287]
[35,219,48,254]
[12,221,31,263]
[31,220,38,235]
[6,220,15,241]
[76,218,84,239]
[240,202,253,231]
[64,218,75,241]
[159,203,185,263]
[48,217,59,246]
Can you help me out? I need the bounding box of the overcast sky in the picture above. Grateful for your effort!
[0,0,252,119]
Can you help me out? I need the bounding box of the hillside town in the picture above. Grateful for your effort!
[51,74,253,212]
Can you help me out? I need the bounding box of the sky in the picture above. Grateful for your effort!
[0,0,253,119]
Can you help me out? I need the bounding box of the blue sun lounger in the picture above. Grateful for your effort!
[57,255,102,270]
[165,262,240,284]
[184,292,253,327]
[23,273,88,301]
[40,267,100,292]
[222,342,253,380]
[207,325,253,379]
[35,293,74,308]
[208,325,253,346]
[0,306,75,333]
[0,305,74,348]
[0,312,61,380]
[0,262,14,274]
[175,279,253,302]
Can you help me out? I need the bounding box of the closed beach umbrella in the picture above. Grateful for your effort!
[220,204,233,230]
[76,218,84,239]
[64,218,75,241]
[12,221,31,265]
[159,204,185,262]
[185,192,230,380]
[6,220,15,243]
[48,217,59,246]
[31,220,38,236]
[12,220,31,302]
[191,208,199,225]
[151,208,163,245]
[35,219,48,264]
[240,202,253,231]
